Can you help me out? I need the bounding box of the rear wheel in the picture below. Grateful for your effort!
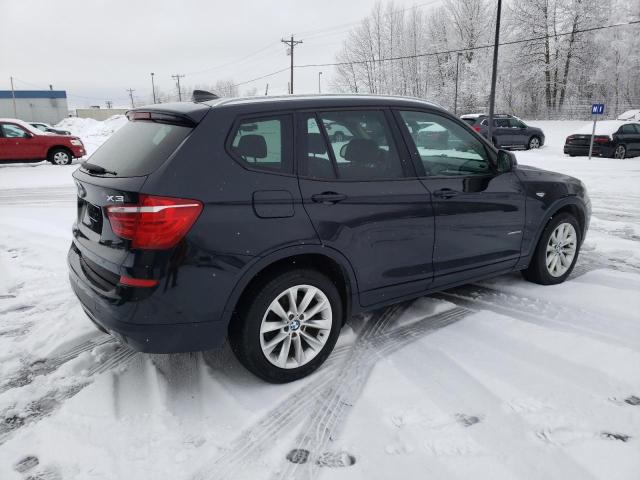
[229,269,342,383]
[528,136,541,149]
[522,213,581,285]
[48,148,72,165]
[614,144,626,159]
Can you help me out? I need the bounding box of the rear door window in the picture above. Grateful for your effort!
[87,120,192,177]
[315,110,405,180]
[230,116,291,173]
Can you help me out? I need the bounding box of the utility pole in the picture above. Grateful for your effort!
[126,88,135,108]
[318,71,323,94]
[487,0,502,145]
[454,52,462,115]
[265,83,269,96]
[150,72,156,103]
[171,74,185,101]
[281,35,302,94]
[106,100,113,109]
[9,76,17,117]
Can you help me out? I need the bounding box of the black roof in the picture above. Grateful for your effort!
[131,94,447,122]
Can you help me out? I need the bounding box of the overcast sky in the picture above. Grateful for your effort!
[1,0,430,109]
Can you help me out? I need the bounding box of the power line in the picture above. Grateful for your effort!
[185,42,282,77]
[295,0,441,39]
[231,67,290,88]
[227,19,639,92]
[293,19,640,69]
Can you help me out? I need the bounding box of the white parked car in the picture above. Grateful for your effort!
[617,109,640,122]
[29,122,71,136]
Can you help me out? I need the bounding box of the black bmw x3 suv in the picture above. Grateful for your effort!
[68,94,590,383]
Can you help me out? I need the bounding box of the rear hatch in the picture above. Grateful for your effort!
[71,110,203,294]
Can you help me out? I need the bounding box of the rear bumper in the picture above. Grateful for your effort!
[67,244,228,353]
[564,144,614,157]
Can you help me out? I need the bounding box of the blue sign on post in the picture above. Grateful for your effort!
[588,104,605,159]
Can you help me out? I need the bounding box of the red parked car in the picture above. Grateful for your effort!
[0,118,85,165]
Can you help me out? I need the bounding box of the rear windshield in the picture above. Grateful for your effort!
[87,120,192,177]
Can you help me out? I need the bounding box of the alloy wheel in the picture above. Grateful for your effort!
[53,151,70,165]
[545,222,577,277]
[259,284,332,369]
[615,145,626,159]
[529,137,540,149]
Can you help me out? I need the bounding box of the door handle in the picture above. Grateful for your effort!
[311,192,347,204]
[433,188,459,199]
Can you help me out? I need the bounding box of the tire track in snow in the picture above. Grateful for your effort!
[391,344,600,480]
[190,305,408,480]
[0,343,136,446]
[0,186,76,206]
[271,306,468,480]
[435,286,640,351]
[570,249,640,278]
[0,334,114,394]
[432,296,639,394]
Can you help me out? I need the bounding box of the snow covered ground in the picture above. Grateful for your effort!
[0,119,639,480]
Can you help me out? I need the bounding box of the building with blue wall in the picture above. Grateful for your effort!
[0,90,69,124]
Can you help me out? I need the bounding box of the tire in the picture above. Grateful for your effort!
[527,136,541,150]
[48,148,72,165]
[334,132,345,142]
[522,212,581,285]
[229,269,343,383]
[614,144,626,159]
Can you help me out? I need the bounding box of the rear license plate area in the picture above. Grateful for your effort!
[82,201,103,233]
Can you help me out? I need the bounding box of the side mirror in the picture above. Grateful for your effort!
[497,149,517,173]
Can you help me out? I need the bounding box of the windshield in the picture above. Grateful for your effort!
[85,120,192,177]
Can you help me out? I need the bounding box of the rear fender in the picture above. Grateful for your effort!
[220,244,360,328]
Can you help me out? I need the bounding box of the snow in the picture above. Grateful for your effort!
[574,120,629,136]
[1,119,640,480]
[55,115,128,156]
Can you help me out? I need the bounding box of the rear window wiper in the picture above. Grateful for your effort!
[82,162,118,176]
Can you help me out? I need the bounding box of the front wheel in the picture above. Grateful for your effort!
[334,132,345,142]
[614,144,626,159]
[522,213,581,285]
[229,269,342,383]
[48,148,72,165]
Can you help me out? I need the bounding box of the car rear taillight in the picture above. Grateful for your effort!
[106,194,203,249]
[473,126,481,132]
[566,135,575,143]
[593,135,610,144]
[119,275,158,287]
